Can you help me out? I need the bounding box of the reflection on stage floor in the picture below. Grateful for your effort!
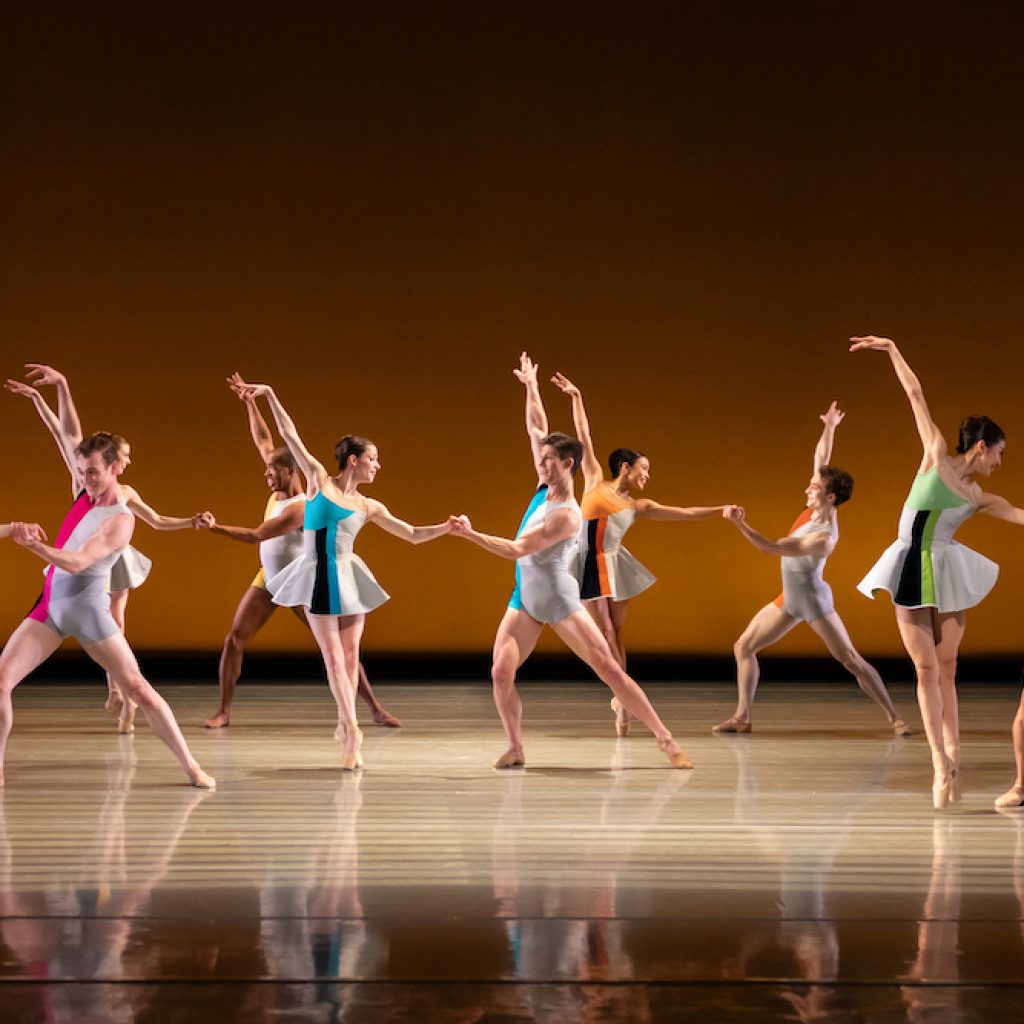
[1,681,1023,1021]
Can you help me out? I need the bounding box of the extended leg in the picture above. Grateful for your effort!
[490,608,543,767]
[105,589,137,733]
[809,612,910,734]
[84,633,215,788]
[713,602,796,733]
[0,620,63,786]
[205,587,277,728]
[306,613,361,769]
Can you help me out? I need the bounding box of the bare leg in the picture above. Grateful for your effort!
[895,607,960,809]
[714,603,797,733]
[553,611,693,768]
[356,663,401,727]
[205,586,277,728]
[490,608,543,767]
[83,633,215,788]
[586,599,630,734]
[996,690,1024,808]
[934,612,966,799]
[0,620,64,786]
[336,615,367,766]
[808,612,910,734]
[105,589,138,733]
[306,613,361,769]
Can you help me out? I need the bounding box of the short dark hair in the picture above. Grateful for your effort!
[75,433,121,467]
[335,434,374,470]
[609,448,645,478]
[956,415,1004,454]
[269,446,296,471]
[819,465,853,507]
[541,432,584,477]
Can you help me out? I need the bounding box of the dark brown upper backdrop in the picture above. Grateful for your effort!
[3,2,1023,654]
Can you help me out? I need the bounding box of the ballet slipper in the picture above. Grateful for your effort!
[658,737,694,770]
[892,719,912,737]
[188,767,217,790]
[610,697,630,737]
[371,708,401,728]
[994,784,1024,809]
[339,725,363,771]
[711,718,752,735]
[117,717,135,735]
[493,748,526,769]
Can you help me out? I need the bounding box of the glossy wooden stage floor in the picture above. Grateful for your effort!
[2,680,1024,1023]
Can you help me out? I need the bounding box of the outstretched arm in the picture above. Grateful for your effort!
[365,498,452,545]
[551,373,603,489]
[25,364,84,449]
[1,523,44,543]
[121,486,202,531]
[203,501,305,543]
[4,379,81,490]
[849,336,946,468]
[232,379,329,492]
[228,372,276,462]
[12,513,133,573]
[512,352,548,473]
[449,508,578,560]
[635,499,728,522]
[722,505,833,558]
[976,493,1024,526]
[813,401,844,473]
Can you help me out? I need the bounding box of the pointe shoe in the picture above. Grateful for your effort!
[610,698,630,737]
[493,748,526,769]
[117,717,134,735]
[189,768,217,790]
[711,718,752,735]
[892,719,912,737]
[658,737,694,770]
[995,785,1024,809]
[340,725,363,771]
[932,755,954,810]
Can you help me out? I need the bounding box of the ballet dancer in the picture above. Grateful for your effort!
[551,370,728,736]
[714,401,909,736]
[852,335,1023,808]
[0,434,215,788]
[449,352,692,770]
[230,377,450,769]
[199,378,400,729]
[5,365,205,732]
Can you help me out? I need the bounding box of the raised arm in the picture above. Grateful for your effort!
[232,379,329,492]
[12,513,133,574]
[849,336,946,468]
[4,378,81,490]
[228,372,276,462]
[121,486,202,531]
[450,508,578,560]
[722,505,834,558]
[202,501,305,544]
[25,364,84,449]
[813,401,844,474]
[364,498,452,545]
[551,373,603,489]
[512,352,548,473]
[634,499,728,522]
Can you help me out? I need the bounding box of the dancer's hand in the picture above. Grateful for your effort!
[227,371,253,400]
[10,522,47,546]
[448,514,473,537]
[24,363,66,387]
[193,511,215,529]
[849,335,895,353]
[820,401,845,428]
[550,372,579,397]
[234,378,272,401]
[512,351,538,386]
[4,379,40,399]
[723,505,745,522]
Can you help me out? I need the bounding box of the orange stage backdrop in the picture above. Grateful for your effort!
[3,3,1024,656]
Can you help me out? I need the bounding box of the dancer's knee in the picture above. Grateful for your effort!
[937,654,958,683]
[223,630,248,657]
[491,662,516,692]
[118,674,157,709]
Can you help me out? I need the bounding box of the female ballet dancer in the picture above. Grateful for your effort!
[551,371,727,736]
[714,402,909,736]
[852,335,1023,808]
[200,376,400,730]
[449,352,692,771]
[5,365,205,732]
[231,377,451,769]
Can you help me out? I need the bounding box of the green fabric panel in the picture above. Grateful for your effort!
[906,467,968,511]
[919,509,940,605]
